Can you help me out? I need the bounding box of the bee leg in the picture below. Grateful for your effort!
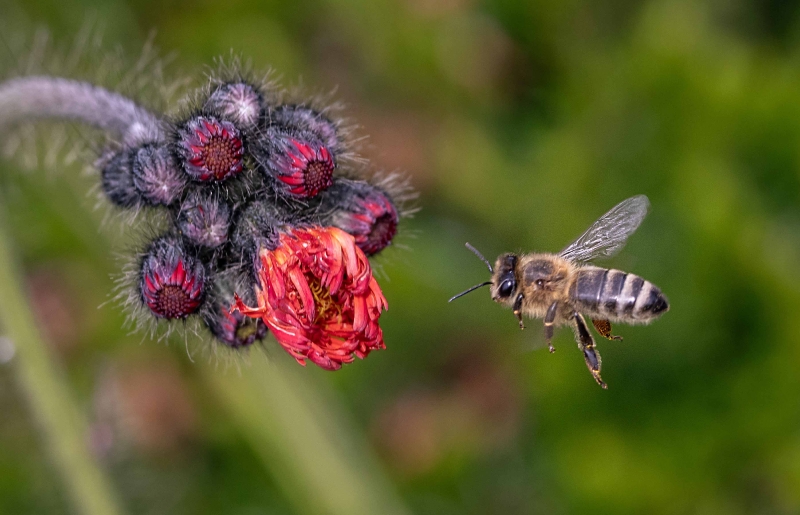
[572,313,607,389]
[512,293,525,330]
[544,301,558,353]
[591,319,623,341]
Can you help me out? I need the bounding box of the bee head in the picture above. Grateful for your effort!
[491,253,518,304]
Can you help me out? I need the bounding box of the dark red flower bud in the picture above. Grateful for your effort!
[176,190,232,249]
[206,82,263,129]
[177,116,244,182]
[132,144,186,206]
[140,237,206,319]
[321,180,398,256]
[268,105,339,150]
[258,128,334,198]
[100,150,141,208]
[203,283,267,348]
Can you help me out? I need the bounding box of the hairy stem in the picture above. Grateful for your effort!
[0,76,164,144]
[0,213,124,515]
[203,356,411,515]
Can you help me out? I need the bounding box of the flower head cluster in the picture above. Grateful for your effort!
[89,72,411,368]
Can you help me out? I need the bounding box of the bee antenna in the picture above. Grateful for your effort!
[465,242,492,272]
[448,281,492,303]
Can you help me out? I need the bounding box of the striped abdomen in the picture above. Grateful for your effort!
[569,267,668,323]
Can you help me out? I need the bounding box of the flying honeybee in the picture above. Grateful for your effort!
[450,195,669,389]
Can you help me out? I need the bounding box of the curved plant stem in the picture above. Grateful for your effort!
[0,77,165,145]
[203,355,411,515]
[0,213,124,515]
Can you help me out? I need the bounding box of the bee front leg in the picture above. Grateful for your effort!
[572,312,607,389]
[513,293,525,330]
[544,301,558,353]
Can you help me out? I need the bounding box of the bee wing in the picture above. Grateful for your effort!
[558,195,650,263]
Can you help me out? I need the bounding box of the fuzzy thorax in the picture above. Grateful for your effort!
[491,252,574,322]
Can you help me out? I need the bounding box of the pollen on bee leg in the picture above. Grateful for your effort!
[591,318,623,341]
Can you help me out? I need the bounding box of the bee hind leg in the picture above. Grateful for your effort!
[591,319,623,341]
[512,293,525,330]
[544,301,558,353]
[573,313,607,389]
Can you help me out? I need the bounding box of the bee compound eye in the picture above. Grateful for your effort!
[499,279,515,298]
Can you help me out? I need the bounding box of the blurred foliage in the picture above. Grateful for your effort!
[2,0,800,513]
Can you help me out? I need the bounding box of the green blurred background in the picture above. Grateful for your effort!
[2,0,800,513]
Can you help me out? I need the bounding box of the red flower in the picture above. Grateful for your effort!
[233,226,387,370]
[262,129,335,198]
[178,116,244,182]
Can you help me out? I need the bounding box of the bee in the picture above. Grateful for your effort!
[449,195,669,389]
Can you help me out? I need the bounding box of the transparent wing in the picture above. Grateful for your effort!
[559,195,650,263]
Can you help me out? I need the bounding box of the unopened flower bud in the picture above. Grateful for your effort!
[100,150,141,208]
[139,237,206,319]
[176,190,232,249]
[203,283,267,348]
[177,116,244,182]
[320,179,398,256]
[256,127,334,198]
[268,105,339,150]
[206,82,263,129]
[132,144,186,206]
